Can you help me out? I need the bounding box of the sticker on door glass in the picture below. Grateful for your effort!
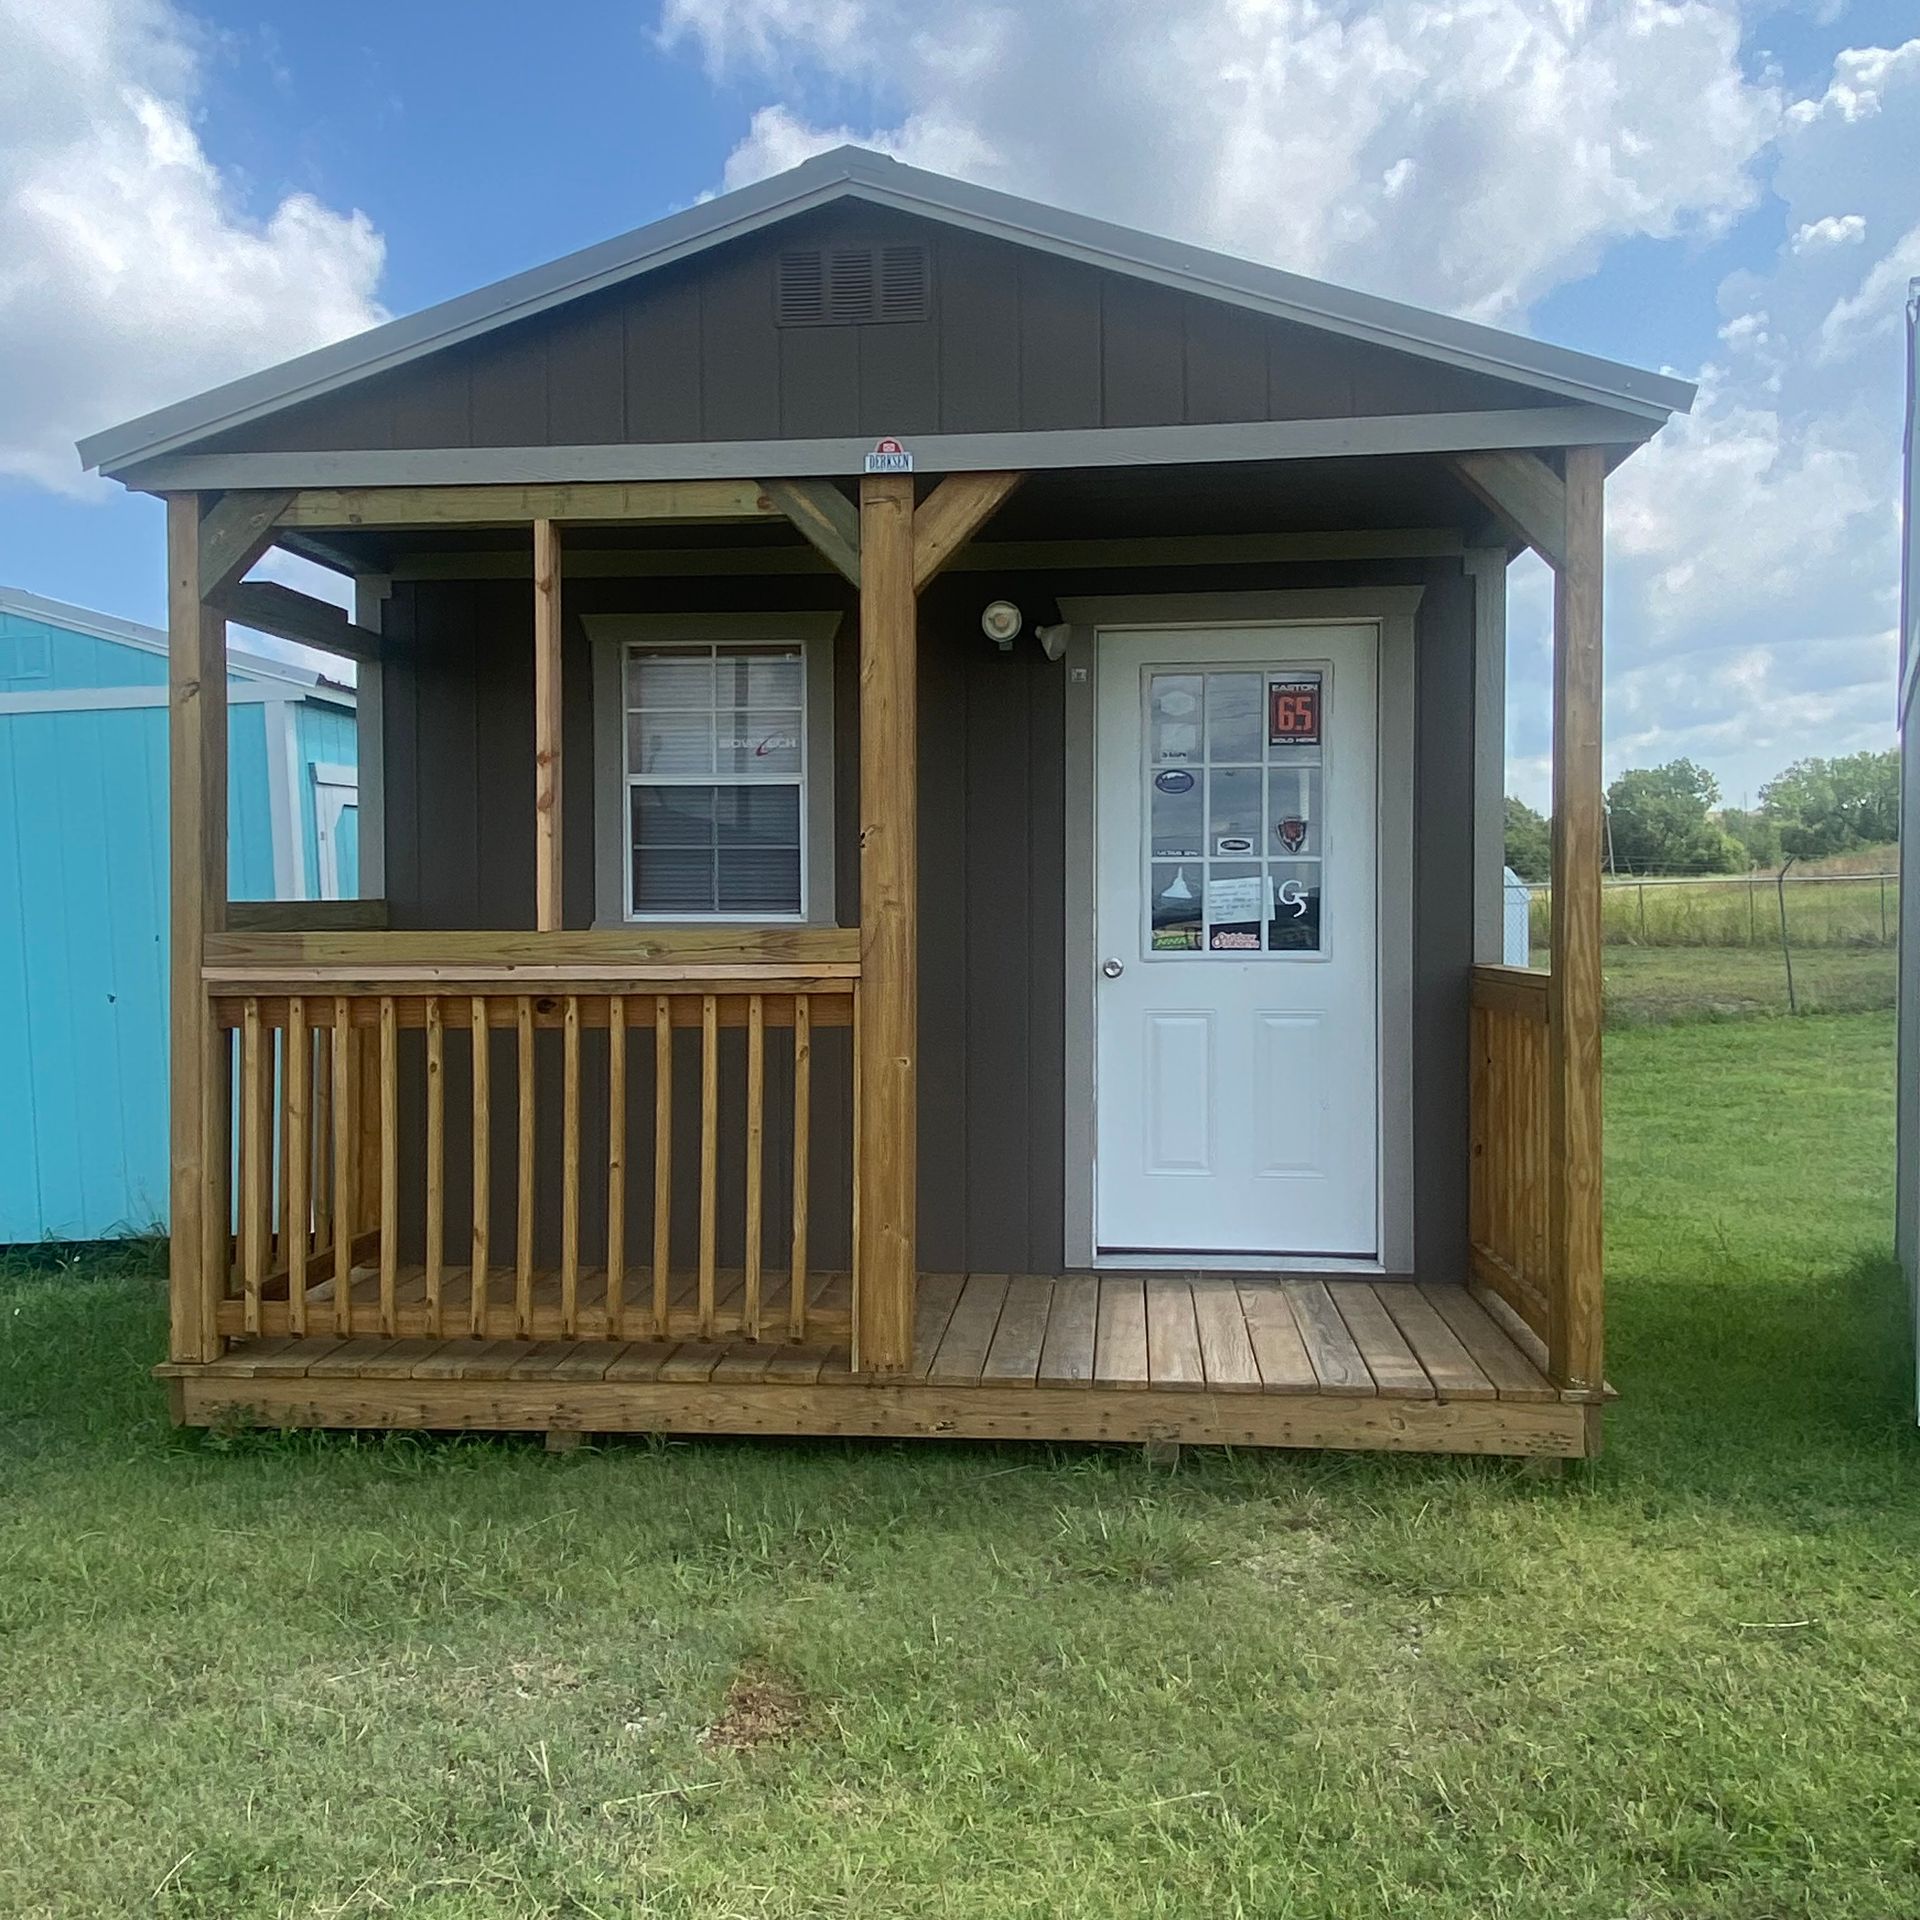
[1269,678,1321,745]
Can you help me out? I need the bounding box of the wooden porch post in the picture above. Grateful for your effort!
[533,518,564,932]
[1548,447,1606,1393]
[167,495,229,1363]
[855,474,917,1371]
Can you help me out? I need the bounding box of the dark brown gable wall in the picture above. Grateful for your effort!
[378,554,1474,1280]
[202,205,1549,457]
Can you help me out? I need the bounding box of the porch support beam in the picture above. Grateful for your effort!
[214,580,384,662]
[1547,446,1606,1394]
[198,489,297,597]
[854,474,918,1372]
[167,494,230,1363]
[912,472,1024,591]
[277,481,780,530]
[1448,451,1566,569]
[533,519,564,932]
[762,479,861,586]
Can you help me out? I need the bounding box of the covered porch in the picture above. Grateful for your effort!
[159,448,1608,1456]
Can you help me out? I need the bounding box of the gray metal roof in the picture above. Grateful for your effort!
[78,145,1696,477]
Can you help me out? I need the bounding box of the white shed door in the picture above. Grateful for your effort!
[1093,625,1379,1258]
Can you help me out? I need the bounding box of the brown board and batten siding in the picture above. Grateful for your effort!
[375,554,1478,1280]
[196,205,1552,459]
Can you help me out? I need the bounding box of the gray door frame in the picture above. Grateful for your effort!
[1058,588,1423,1273]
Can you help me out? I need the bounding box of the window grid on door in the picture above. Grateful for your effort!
[1143,665,1326,957]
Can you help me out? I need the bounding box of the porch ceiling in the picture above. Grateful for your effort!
[279,453,1505,577]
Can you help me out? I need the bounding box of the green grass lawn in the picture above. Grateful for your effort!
[2,1015,1913,1918]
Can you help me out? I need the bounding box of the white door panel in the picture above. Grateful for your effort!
[1094,624,1379,1257]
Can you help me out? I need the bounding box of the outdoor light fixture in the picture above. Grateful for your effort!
[981,599,1022,650]
[1035,622,1070,662]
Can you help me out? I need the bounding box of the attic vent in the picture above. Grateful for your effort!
[777,245,930,326]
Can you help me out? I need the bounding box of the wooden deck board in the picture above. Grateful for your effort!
[928,1274,1009,1384]
[1145,1278,1206,1389]
[1374,1284,1498,1401]
[1190,1281,1262,1392]
[1420,1285,1556,1402]
[1282,1280,1374,1395]
[1236,1284,1317,1390]
[907,1274,966,1382]
[981,1276,1053,1383]
[1330,1285,1435,1399]
[179,1276,1583,1456]
[1036,1274,1098,1387]
[1093,1278,1150,1390]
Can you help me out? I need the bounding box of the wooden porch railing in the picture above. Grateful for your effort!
[1468,964,1551,1344]
[202,937,858,1350]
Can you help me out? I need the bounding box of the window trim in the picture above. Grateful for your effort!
[585,612,840,929]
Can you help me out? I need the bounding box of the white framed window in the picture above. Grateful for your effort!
[587,613,839,926]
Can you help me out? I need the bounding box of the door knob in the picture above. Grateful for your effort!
[1101,958,1125,978]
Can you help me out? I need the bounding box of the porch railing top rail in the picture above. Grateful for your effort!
[202,926,860,993]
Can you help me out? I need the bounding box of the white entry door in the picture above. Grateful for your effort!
[1094,624,1379,1258]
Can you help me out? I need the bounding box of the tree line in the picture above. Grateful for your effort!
[1504,749,1900,881]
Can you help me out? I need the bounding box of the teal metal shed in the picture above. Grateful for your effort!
[0,586,358,1241]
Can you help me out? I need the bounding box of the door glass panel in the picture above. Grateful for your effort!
[1143,666,1326,959]
[1268,860,1322,951]
[1205,672,1263,762]
[1149,863,1203,949]
[1149,674,1205,764]
[1208,767,1262,850]
[1150,771,1204,857]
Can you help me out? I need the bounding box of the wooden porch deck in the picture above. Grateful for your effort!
[165,1275,1604,1457]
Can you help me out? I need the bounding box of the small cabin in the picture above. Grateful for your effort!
[0,586,356,1241]
[80,148,1692,1456]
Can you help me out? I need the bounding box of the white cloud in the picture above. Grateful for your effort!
[0,0,386,495]
[1790,212,1864,249]
[664,0,1912,811]
[664,0,1780,323]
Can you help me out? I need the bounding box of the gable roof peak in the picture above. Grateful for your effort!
[79,146,1692,477]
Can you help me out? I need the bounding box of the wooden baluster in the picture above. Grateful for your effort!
[275,1016,292,1272]
[789,995,812,1342]
[470,998,491,1337]
[561,994,581,1337]
[744,993,765,1341]
[355,1021,380,1239]
[332,997,355,1336]
[698,993,718,1338]
[1468,998,1487,1265]
[652,994,673,1337]
[379,996,398,1336]
[286,996,309,1337]
[311,1021,332,1264]
[424,995,445,1336]
[240,998,268,1337]
[516,995,535,1338]
[212,1021,233,1311]
[1530,1015,1549,1295]
[606,995,626,1339]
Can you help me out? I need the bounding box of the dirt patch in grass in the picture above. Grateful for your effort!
[699,1667,807,1751]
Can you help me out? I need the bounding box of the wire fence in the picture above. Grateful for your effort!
[1522,870,1900,1024]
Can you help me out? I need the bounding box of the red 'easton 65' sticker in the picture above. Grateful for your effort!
[1269,680,1321,745]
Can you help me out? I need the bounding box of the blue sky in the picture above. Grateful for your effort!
[2,0,1914,811]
